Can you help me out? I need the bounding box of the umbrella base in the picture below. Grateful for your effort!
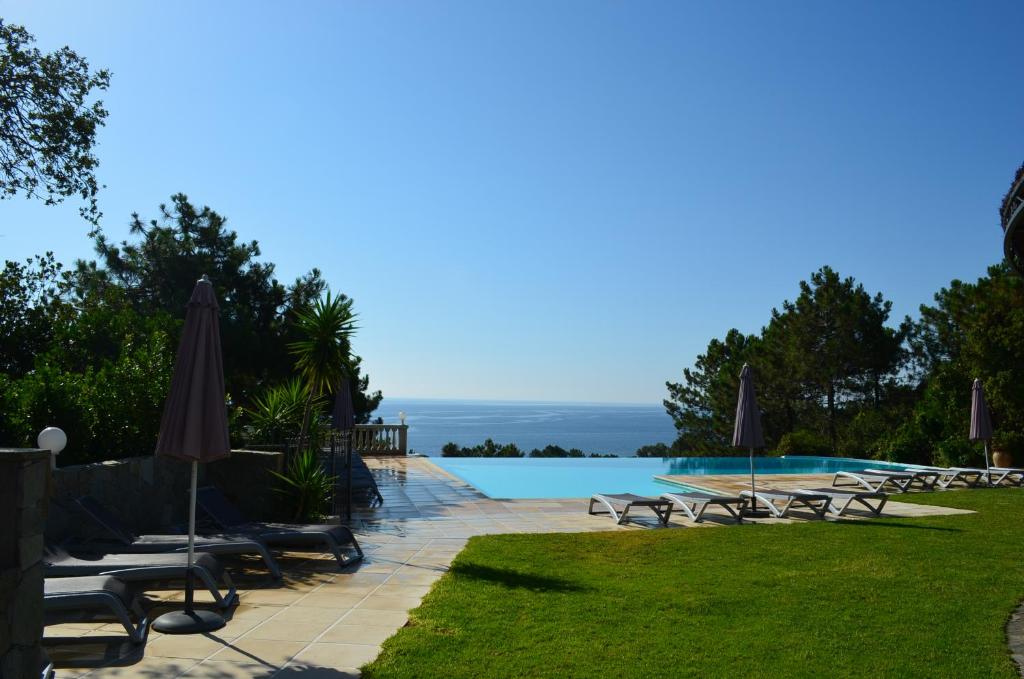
[740,509,772,518]
[152,609,225,634]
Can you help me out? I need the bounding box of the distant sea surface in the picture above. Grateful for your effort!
[373,398,676,457]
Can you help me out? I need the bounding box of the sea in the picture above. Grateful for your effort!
[372,398,677,457]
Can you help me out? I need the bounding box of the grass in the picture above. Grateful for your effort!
[362,489,1024,678]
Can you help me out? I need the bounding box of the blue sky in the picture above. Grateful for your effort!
[3,1,1022,404]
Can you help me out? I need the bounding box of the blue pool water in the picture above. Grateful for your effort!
[430,456,908,499]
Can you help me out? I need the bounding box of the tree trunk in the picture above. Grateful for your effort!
[298,389,315,450]
[827,381,837,454]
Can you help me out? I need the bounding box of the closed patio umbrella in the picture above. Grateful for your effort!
[152,275,231,634]
[331,378,356,520]
[970,378,994,476]
[733,364,767,516]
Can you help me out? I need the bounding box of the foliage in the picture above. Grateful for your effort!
[665,266,909,456]
[0,328,173,464]
[245,378,322,444]
[663,329,759,454]
[634,442,685,458]
[74,193,381,418]
[528,446,585,456]
[440,441,618,457]
[289,290,357,442]
[0,21,109,224]
[876,263,1024,465]
[441,439,524,457]
[366,490,1024,679]
[268,448,335,521]
[775,429,831,456]
[0,252,69,374]
[1,196,381,463]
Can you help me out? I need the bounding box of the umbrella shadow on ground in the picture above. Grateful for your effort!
[448,562,590,593]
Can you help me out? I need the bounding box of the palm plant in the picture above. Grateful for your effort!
[288,291,357,444]
[246,378,325,444]
[268,448,336,521]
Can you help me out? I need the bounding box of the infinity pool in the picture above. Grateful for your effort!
[430,456,907,499]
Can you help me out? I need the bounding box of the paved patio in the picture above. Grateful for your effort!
[45,457,971,677]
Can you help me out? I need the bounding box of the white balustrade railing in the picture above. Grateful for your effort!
[352,424,408,455]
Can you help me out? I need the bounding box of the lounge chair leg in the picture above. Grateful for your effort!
[193,566,236,609]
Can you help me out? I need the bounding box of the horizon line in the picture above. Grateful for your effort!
[377,395,666,408]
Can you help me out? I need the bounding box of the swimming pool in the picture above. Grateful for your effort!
[430,456,908,499]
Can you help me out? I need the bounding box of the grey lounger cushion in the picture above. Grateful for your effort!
[588,494,673,526]
[73,496,282,578]
[44,546,236,609]
[196,486,364,568]
[45,575,148,643]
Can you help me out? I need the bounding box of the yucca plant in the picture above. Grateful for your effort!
[246,378,325,444]
[269,448,336,521]
[289,291,358,443]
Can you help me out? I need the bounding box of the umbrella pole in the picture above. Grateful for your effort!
[185,460,197,613]
[749,448,757,512]
[152,460,226,634]
[346,431,353,522]
[984,441,992,485]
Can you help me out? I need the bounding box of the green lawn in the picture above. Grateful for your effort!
[362,490,1024,678]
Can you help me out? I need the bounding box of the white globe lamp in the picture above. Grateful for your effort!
[399,411,406,426]
[37,427,67,469]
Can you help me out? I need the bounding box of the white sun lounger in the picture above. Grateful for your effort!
[986,467,1024,486]
[739,489,831,519]
[833,469,933,493]
[797,488,888,517]
[660,491,747,523]
[906,466,985,489]
[588,494,673,526]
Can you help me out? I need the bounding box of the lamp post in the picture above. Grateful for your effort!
[37,427,67,469]
[399,411,406,426]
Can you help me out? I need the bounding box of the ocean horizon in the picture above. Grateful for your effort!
[373,397,677,457]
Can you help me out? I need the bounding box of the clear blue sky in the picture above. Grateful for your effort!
[3,1,1022,404]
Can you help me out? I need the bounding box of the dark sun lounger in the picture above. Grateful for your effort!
[73,495,282,578]
[44,545,237,609]
[196,486,363,568]
[588,493,673,526]
[660,490,748,523]
[45,575,149,643]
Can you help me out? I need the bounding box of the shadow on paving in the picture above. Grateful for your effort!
[448,562,591,592]
[43,635,145,668]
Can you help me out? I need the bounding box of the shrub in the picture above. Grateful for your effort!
[269,448,335,521]
[775,429,832,456]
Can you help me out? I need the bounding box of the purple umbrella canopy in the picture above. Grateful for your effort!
[969,378,993,442]
[155,276,230,463]
[733,363,766,515]
[151,275,230,634]
[732,364,765,449]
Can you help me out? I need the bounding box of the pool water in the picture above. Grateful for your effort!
[430,456,907,499]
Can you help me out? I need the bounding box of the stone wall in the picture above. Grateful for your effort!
[47,450,284,543]
[0,448,50,679]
